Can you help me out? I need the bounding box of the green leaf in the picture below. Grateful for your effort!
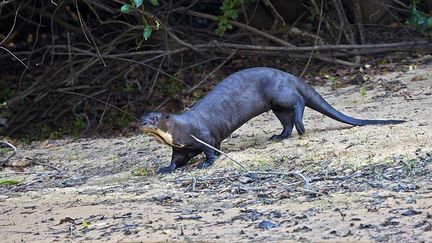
[225,9,238,20]
[359,86,366,96]
[120,4,131,14]
[149,0,159,6]
[0,179,20,185]
[143,27,152,40]
[82,220,89,229]
[134,0,143,7]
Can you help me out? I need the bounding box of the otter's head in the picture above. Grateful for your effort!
[139,112,183,148]
[140,112,168,131]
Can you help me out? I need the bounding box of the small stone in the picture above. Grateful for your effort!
[238,176,254,184]
[401,208,422,216]
[293,225,311,232]
[405,195,415,204]
[359,223,374,229]
[258,220,278,230]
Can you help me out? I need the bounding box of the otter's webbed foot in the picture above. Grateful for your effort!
[270,134,289,141]
[157,148,201,174]
[198,158,215,169]
[269,126,293,141]
[157,163,176,174]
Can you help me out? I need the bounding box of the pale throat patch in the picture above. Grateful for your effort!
[143,128,184,148]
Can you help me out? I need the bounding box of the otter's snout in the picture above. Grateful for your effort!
[140,112,162,127]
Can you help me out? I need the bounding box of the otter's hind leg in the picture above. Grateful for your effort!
[270,109,295,140]
[293,100,305,135]
[271,92,306,137]
[157,148,201,174]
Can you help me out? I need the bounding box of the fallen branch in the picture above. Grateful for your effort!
[200,40,430,52]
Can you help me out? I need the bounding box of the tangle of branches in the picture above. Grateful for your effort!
[0,0,430,138]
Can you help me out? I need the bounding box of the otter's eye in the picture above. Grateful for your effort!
[165,115,170,119]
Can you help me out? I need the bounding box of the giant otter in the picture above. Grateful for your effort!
[140,67,404,174]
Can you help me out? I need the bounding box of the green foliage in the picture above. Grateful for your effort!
[133,0,143,7]
[120,0,160,43]
[0,88,13,103]
[121,4,131,14]
[0,85,13,116]
[0,146,11,154]
[124,82,135,93]
[143,26,153,40]
[39,124,70,139]
[131,166,149,176]
[216,0,251,36]
[359,85,366,96]
[0,179,21,185]
[114,114,130,129]
[0,110,10,120]
[325,74,337,86]
[165,78,182,95]
[74,116,85,131]
[41,125,51,138]
[50,128,69,139]
[81,220,89,229]
[406,0,432,30]
[149,0,159,6]
[191,90,203,101]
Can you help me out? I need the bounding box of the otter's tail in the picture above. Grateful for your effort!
[297,80,405,126]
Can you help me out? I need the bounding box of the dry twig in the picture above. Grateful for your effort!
[0,141,17,166]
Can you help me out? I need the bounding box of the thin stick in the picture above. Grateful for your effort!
[0,141,17,166]
[263,0,286,26]
[0,171,58,176]
[251,171,310,189]
[73,0,106,67]
[0,3,21,46]
[190,135,250,173]
[0,46,29,69]
[33,161,64,174]
[13,179,43,192]
[300,0,324,78]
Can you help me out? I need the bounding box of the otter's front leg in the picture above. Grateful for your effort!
[157,148,201,174]
[198,145,220,169]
